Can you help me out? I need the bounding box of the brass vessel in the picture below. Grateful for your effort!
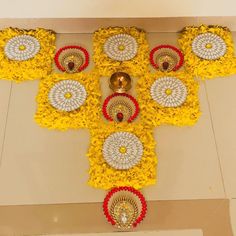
[109,72,132,93]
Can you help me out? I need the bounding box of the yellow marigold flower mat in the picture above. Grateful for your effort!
[137,71,201,127]
[178,25,236,79]
[93,26,149,77]
[0,28,56,82]
[87,123,157,190]
[35,71,101,130]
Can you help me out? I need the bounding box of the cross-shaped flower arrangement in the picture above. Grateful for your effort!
[0,25,236,230]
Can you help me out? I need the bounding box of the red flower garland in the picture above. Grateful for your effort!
[54,45,89,72]
[102,93,139,123]
[103,186,147,227]
[150,44,184,71]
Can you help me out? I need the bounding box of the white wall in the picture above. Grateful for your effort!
[1,0,236,18]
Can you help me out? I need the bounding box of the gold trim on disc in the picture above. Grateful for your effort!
[110,196,139,229]
[61,52,84,73]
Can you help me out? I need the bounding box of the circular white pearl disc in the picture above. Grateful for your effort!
[192,32,227,60]
[48,80,87,112]
[104,34,138,61]
[103,131,143,170]
[150,77,187,107]
[4,35,40,61]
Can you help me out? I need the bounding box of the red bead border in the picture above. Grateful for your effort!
[150,44,184,71]
[54,45,89,72]
[103,186,147,227]
[102,93,139,123]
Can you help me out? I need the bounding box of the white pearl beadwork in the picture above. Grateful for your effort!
[103,34,138,61]
[192,33,227,60]
[102,132,143,170]
[150,77,187,107]
[48,80,87,112]
[4,35,40,61]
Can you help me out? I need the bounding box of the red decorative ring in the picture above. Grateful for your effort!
[103,186,147,228]
[150,44,184,71]
[54,45,89,72]
[102,93,139,123]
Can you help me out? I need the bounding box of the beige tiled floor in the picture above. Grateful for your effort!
[0,81,11,166]
[0,81,105,204]
[0,32,235,234]
[205,75,236,198]
[146,83,225,200]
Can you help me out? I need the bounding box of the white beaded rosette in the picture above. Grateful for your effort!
[191,33,227,60]
[48,80,87,112]
[104,34,138,61]
[102,131,143,170]
[4,35,40,61]
[150,77,187,107]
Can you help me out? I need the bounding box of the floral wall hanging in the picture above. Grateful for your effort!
[0,28,56,82]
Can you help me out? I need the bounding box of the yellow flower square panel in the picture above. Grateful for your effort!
[178,25,236,79]
[35,72,101,130]
[87,123,157,190]
[93,27,149,77]
[0,27,56,82]
[137,71,201,127]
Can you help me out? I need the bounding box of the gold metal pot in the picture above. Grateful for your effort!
[109,72,132,93]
